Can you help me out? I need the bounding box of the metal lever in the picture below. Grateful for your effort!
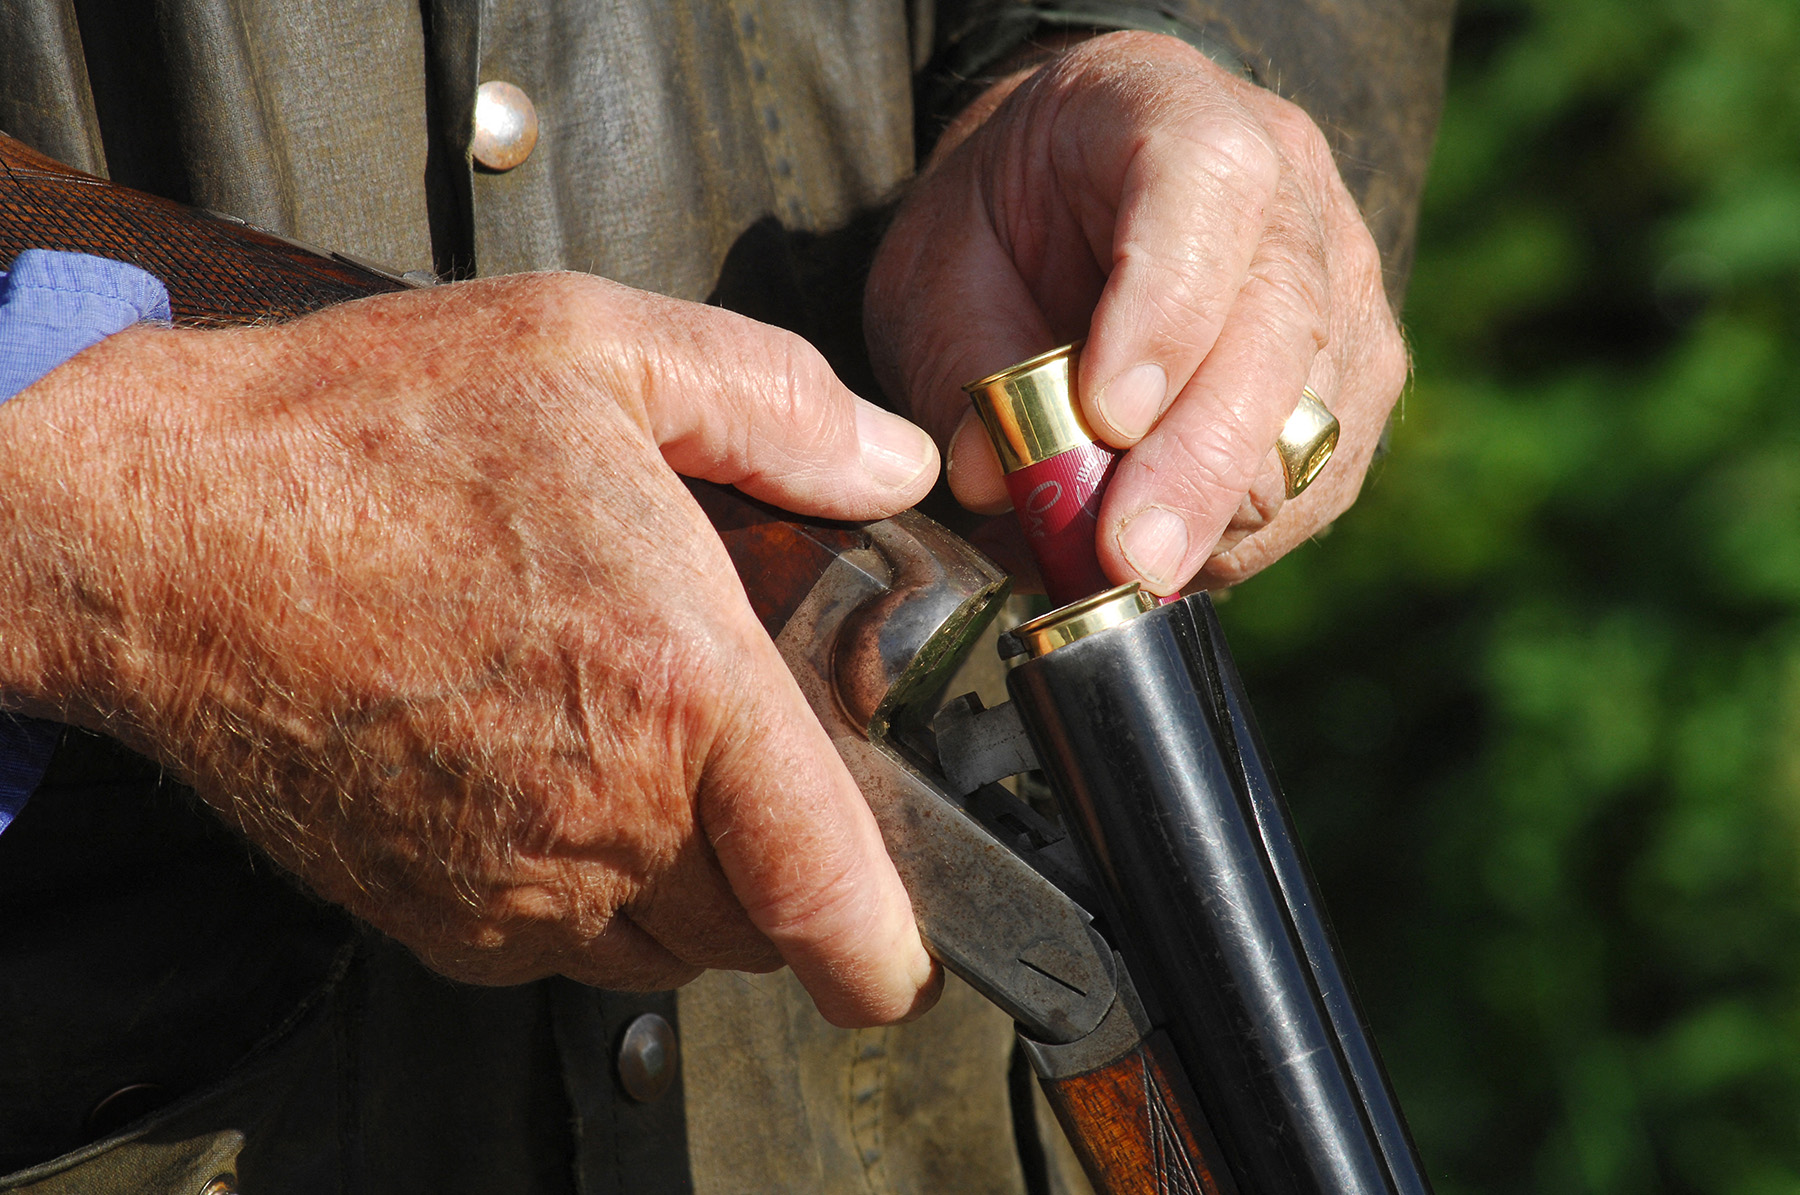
[770,509,1117,1045]
[931,693,1039,795]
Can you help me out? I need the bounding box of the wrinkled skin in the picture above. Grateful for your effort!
[868,32,1409,594]
[0,274,938,1027]
[0,31,1405,1027]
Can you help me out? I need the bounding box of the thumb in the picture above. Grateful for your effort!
[628,296,939,520]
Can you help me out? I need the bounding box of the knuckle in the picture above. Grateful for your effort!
[737,840,870,950]
[524,271,615,336]
[422,950,539,987]
[1142,419,1263,519]
[1265,96,1334,169]
[1333,201,1385,271]
[570,615,723,775]
[564,912,707,991]
[730,349,839,491]
[1245,256,1330,350]
[654,625,736,730]
[1344,227,1387,296]
[742,320,839,418]
[411,913,556,987]
[711,937,785,974]
[576,955,704,992]
[1373,321,1411,400]
[1240,473,1286,530]
[1167,107,1282,205]
[1116,238,1232,344]
[769,330,835,421]
[609,895,768,979]
[1072,27,1167,60]
[1204,549,1262,588]
[1246,233,1331,351]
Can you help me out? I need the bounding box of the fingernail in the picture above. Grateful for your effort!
[944,413,964,478]
[1119,506,1190,590]
[898,946,944,1021]
[856,401,936,489]
[948,412,1012,514]
[1097,362,1168,441]
[908,939,936,992]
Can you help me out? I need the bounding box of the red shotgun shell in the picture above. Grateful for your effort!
[963,343,1120,607]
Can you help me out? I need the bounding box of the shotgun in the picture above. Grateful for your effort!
[0,131,1431,1195]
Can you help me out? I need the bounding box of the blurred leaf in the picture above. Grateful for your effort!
[1217,0,1800,1190]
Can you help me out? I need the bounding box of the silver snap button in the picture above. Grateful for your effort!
[616,1012,678,1103]
[471,80,538,171]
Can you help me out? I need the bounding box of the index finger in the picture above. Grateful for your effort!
[1057,41,1286,448]
[695,605,940,1028]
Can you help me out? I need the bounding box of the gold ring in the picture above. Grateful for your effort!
[1276,387,1339,498]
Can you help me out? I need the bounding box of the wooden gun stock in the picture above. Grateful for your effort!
[1040,1032,1229,1195]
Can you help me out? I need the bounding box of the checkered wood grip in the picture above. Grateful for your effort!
[0,131,409,325]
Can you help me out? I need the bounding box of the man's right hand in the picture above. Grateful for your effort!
[0,272,941,1028]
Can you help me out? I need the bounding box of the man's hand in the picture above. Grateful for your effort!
[0,273,941,1027]
[867,31,1408,593]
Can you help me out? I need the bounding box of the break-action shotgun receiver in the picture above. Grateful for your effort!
[0,130,1431,1195]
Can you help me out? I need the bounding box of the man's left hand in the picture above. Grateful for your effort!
[867,30,1408,594]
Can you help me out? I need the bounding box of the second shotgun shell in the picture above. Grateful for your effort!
[964,343,1117,606]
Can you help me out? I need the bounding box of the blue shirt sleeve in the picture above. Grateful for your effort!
[0,250,172,833]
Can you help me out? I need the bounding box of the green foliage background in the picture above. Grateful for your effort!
[1219,0,1800,1189]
